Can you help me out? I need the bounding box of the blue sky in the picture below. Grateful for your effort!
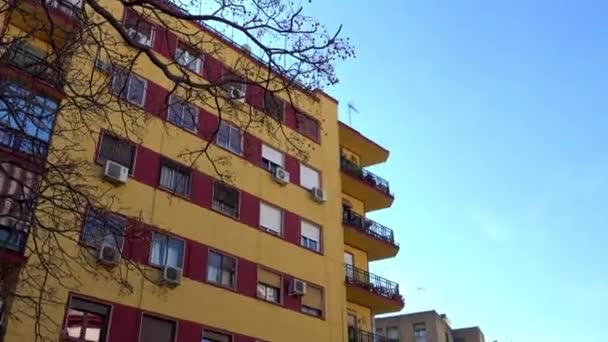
[307,1,608,341]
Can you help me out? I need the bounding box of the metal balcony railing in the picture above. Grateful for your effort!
[344,264,402,302]
[46,0,82,17]
[348,327,388,342]
[340,156,392,197]
[0,124,49,158]
[2,45,64,87]
[343,209,396,246]
[0,222,27,253]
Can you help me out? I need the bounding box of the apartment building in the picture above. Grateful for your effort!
[375,311,485,342]
[0,0,403,341]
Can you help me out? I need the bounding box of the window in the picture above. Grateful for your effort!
[203,330,232,342]
[257,268,281,303]
[299,164,320,190]
[97,133,136,173]
[347,313,357,328]
[212,181,240,218]
[0,82,57,155]
[375,328,384,336]
[445,332,450,342]
[295,112,319,141]
[63,297,110,342]
[159,162,191,196]
[300,220,321,252]
[167,96,198,132]
[112,71,147,106]
[261,144,284,173]
[81,210,126,250]
[139,315,176,342]
[124,12,153,47]
[259,202,282,236]
[175,44,202,73]
[150,233,184,268]
[387,326,400,341]
[455,338,465,342]
[414,323,427,342]
[216,121,242,154]
[207,250,236,288]
[264,92,284,121]
[301,284,323,317]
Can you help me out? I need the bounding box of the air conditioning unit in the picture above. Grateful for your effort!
[310,187,326,203]
[163,265,182,285]
[98,243,120,266]
[103,160,128,184]
[95,58,112,73]
[272,167,290,185]
[229,86,246,102]
[289,279,307,296]
[127,28,150,46]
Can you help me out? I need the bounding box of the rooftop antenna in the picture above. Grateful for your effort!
[347,101,359,126]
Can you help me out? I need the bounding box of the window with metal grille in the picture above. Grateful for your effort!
[97,133,136,173]
[212,182,240,218]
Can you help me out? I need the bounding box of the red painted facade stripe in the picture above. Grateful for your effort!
[66,293,260,342]
[284,154,300,185]
[127,141,318,254]
[118,216,324,319]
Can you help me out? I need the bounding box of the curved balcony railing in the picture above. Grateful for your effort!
[2,45,64,88]
[348,327,388,342]
[340,156,392,197]
[344,264,402,302]
[343,209,396,246]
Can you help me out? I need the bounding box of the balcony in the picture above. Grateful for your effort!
[7,0,82,45]
[348,327,388,342]
[343,209,398,261]
[339,122,389,167]
[1,44,64,89]
[340,156,394,212]
[344,264,404,314]
[0,124,50,159]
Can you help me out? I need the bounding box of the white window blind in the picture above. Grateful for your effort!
[301,220,320,241]
[299,164,319,190]
[259,202,282,235]
[262,144,284,167]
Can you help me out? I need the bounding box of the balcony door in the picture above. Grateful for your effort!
[344,252,354,280]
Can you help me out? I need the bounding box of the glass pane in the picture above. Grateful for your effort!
[167,99,183,126]
[173,169,189,195]
[150,234,166,265]
[127,77,145,105]
[216,122,229,148]
[166,238,183,268]
[159,165,175,190]
[183,105,197,131]
[112,72,128,97]
[220,269,233,287]
[228,127,241,153]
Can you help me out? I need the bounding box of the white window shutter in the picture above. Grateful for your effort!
[261,144,284,167]
[299,164,319,190]
[259,203,282,234]
[301,220,320,241]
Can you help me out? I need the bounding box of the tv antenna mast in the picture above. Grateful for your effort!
[347,101,359,126]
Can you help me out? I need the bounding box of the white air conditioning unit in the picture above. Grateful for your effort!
[98,243,120,266]
[127,28,150,46]
[310,187,326,203]
[289,279,307,296]
[229,86,246,102]
[163,265,182,285]
[272,167,290,185]
[103,160,129,184]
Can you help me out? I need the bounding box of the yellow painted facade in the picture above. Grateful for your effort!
[1,1,403,341]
